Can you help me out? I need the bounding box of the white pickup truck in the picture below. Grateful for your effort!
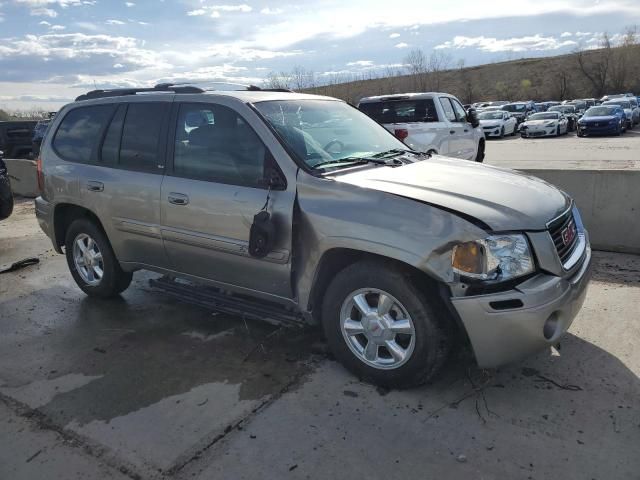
[358,92,485,162]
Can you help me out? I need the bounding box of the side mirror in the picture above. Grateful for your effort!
[466,108,480,128]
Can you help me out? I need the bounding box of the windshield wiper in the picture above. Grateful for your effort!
[311,156,399,170]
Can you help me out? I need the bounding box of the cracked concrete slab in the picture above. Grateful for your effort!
[1,199,639,480]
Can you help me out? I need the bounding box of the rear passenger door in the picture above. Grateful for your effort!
[76,99,171,268]
[160,101,296,299]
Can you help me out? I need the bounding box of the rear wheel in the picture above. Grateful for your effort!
[64,218,132,298]
[321,260,451,388]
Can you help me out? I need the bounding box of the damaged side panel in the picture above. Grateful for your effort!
[292,170,489,317]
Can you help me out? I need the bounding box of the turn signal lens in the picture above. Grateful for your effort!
[452,241,484,275]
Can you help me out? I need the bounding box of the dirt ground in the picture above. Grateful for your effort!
[1,198,639,480]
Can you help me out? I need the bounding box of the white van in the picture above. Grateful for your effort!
[358,92,485,162]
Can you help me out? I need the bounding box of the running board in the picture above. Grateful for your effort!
[149,276,304,328]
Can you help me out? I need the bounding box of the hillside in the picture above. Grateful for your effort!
[304,44,640,104]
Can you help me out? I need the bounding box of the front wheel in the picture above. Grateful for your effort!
[65,218,132,298]
[321,261,451,388]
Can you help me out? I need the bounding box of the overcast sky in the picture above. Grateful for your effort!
[1,0,639,110]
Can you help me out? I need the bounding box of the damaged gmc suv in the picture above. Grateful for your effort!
[35,86,592,388]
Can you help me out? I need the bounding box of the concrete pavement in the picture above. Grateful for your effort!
[1,199,639,480]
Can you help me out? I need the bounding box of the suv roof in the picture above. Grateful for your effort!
[73,84,336,105]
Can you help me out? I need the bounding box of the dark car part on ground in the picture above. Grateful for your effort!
[0,152,14,220]
[0,257,40,274]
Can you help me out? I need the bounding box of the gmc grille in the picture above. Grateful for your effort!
[548,210,579,266]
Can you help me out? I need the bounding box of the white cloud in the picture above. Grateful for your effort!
[575,31,592,37]
[389,32,400,38]
[125,1,134,6]
[434,34,577,52]
[113,63,124,68]
[346,60,373,67]
[560,31,572,37]
[394,42,408,48]
[39,20,51,25]
[210,4,252,12]
[106,19,125,25]
[187,8,206,16]
[261,7,283,14]
[30,6,57,16]
[50,24,65,30]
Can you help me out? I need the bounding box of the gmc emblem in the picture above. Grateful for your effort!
[561,221,577,246]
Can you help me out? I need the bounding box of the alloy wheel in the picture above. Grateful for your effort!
[339,288,416,370]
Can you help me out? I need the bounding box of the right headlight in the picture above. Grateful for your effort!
[452,234,534,282]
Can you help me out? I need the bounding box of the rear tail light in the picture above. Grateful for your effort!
[394,128,408,141]
[36,157,44,193]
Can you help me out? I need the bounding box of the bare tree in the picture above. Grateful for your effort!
[552,69,572,100]
[263,71,292,90]
[457,59,475,104]
[576,32,613,97]
[290,66,316,91]
[427,51,452,91]
[403,48,429,91]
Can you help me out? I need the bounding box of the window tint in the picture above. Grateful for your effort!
[120,103,167,172]
[450,99,468,123]
[53,105,114,163]
[439,97,456,122]
[359,99,439,123]
[173,103,267,187]
[100,104,126,165]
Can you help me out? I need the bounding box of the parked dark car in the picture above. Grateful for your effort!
[31,120,51,158]
[0,121,38,159]
[548,105,579,131]
[577,106,626,137]
[0,150,14,220]
[501,102,530,123]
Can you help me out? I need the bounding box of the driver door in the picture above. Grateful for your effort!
[160,101,296,299]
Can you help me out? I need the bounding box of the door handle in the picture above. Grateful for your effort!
[86,181,104,192]
[168,193,189,206]
[449,130,456,135]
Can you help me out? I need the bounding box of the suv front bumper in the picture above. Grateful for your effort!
[450,245,592,368]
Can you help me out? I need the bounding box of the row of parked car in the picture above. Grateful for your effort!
[469,93,640,139]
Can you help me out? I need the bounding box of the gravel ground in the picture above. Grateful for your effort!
[1,197,639,480]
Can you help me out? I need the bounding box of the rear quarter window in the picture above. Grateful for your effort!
[359,99,439,124]
[52,105,115,163]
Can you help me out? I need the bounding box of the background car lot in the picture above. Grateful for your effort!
[2,133,640,479]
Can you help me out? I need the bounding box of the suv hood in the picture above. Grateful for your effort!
[332,156,570,231]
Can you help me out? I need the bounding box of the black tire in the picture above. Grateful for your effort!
[474,140,485,163]
[500,127,505,138]
[0,175,13,221]
[321,260,451,388]
[556,126,560,136]
[64,218,132,298]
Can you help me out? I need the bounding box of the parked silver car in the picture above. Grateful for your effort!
[35,85,592,388]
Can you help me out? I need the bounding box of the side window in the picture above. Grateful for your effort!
[450,99,468,123]
[438,97,456,122]
[52,105,114,163]
[119,103,167,173]
[100,104,126,165]
[173,103,267,188]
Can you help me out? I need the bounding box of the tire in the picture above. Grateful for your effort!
[500,126,505,138]
[321,260,451,388]
[511,124,516,136]
[474,140,484,163]
[615,124,622,136]
[64,218,132,298]
[0,175,13,221]
[556,126,560,136]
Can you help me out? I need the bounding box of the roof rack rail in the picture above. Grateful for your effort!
[75,83,205,101]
